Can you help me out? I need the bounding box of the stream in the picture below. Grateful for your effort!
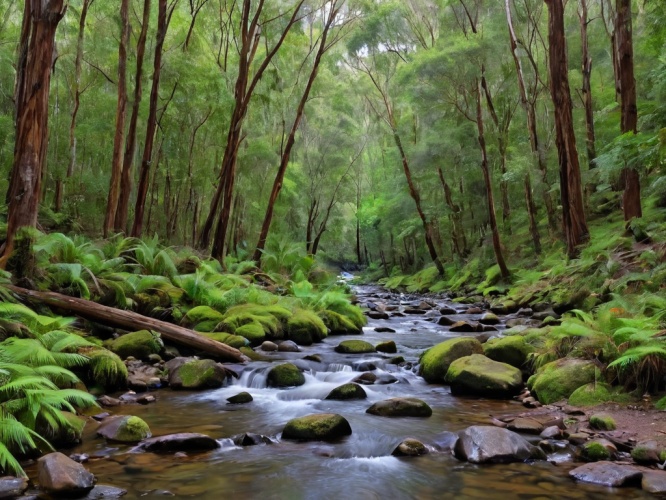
[30,285,652,498]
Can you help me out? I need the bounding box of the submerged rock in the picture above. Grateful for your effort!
[366,398,432,417]
[444,354,524,399]
[81,485,128,499]
[282,413,352,441]
[325,383,367,400]
[392,438,428,457]
[97,415,151,443]
[37,452,95,496]
[137,433,220,453]
[569,462,642,487]
[454,426,545,464]
[267,363,306,388]
[419,337,483,384]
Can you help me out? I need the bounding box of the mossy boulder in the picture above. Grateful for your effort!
[527,358,599,405]
[227,392,253,404]
[97,415,151,443]
[589,414,616,431]
[201,332,248,349]
[282,413,352,441]
[581,440,613,462]
[221,304,290,339]
[366,398,432,417]
[235,322,266,345]
[82,347,128,390]
[325,383,367,400]
[376,340,397,353]
[631,441,664,464]
[166,358,227,390]
[181,305,224,329]
[318,310,362,335]
[334,340,375,354]
[287,309,328,345]
[483,335,533,368]
[444,354,524,399]
[419,337,483,383]
[109,330,163,360]
[568,383,615,406]
[267,363,305,388]
[392,438,428,457]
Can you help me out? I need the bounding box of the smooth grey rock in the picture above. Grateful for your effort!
[366,398,432,417]
[569,462,642,487]
[454,426,545,464]
[137,433,220,453]
[0,477,28,499]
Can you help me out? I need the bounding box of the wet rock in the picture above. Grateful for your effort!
[450,321,481,333]
[97,395,121,407]
[366,311,389,320]
[439,306,457,315]
[376,340,397,353]
[325,383,367,400]
[580,439,617,462]
[540,426,563,439]
[507,417,544,435]
[0,477,28,499]
[233,433,270,446]
[631,441,664,464]
[567,433,590,445]
[432,431,459,451]
[419,337,483,384]
[516,308,533,317]
[387,356,405,365]
[642,471,666,494]
[454,426,545,464]
[334,340,375,354]
[81,485,128,499]
[355,361,376,372]
[303,354,322,363]
[569,462,642,487]
[403,308,427,315]
[483,335,533,368]
[227,392,253,404]
[375,373,399,384]
[366,397,432,417]
[527,358,599,405]
[532,309,560,321]
[479,313,500,325]
[97,415,151,443]
[277,340,300,353]
[392,438,428,457]
[353,373,377,385]
[137,433,220,453]
[465,307,483,315]
[261,341,278,352]
[267,363,305,388]
[444,354,524,399]
[37,452,95,496]
[374,327,395,334]
[282,413,352,441]
[166,358,227,390]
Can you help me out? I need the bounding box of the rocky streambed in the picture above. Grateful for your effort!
[11,285,664,498]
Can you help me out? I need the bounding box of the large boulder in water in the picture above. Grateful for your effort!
[334,340,375,354]
[96,415,151,443]
[454,426,545,464]
[282,413,352,441]
[325,383,367,400]
[366,398,432,417]
[569,462,642,487]
[37,452,95,496]
[137,433,220,453]
[166,358,228,390]
[527,358,599,404]
[419,337,483,383]
[392,438,429,457]
[483,335,533,368]
[267,363,306,388]
[444,354,524,399]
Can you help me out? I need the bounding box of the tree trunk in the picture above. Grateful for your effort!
[55,0,93,213]
[545,0,589,257]
[115,0,152,233]
[524,171,541,254]
[476,78,510,278]
[437,167,466,257]
[7,285,247,362]
[104,0,130,238]
[579,0,596,167]
[132,0,169,237]
[615,0,641,220]
[2,1,67,266]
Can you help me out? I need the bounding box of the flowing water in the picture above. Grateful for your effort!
[33,286,651,498]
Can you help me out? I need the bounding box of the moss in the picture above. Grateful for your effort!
[419,337,483,383]
[528,358,600,405]
[227,392,253,404]
[656,395,666,410]
[325,383,367,400]
[568,383,613,406]
[483,335,533,368]
[83,348,128,390]
[334,340,375,354]
[287,309,328,345]
[221,304,291,339]
[235,322,266,345]
[182,305,224,328]
[318,310,361,334]
[177,359,225,389]
[116,416,151,443]
[109,330,163,360]
[631,442,662,464]
[589,414,616,431]
[282,413,352,441]
[201,332,248,349]
[444,354,524,398]
[267,363,305,388]
[582,441,611,462]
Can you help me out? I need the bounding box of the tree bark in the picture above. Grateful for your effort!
[579,0,596,167]
[2,1,67,266]
[615,0,641,220]
[115,0,152,233]
[545,0,589,257]
[476,78,510,278]
[437,168,467,257]
[104,0,130,238]
[7,285,247,363]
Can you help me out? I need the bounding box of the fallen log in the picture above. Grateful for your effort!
[6,285,248,363]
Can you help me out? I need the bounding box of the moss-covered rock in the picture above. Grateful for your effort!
[267,363,305,388]
[581,440,612,462]
[392,438,428,457]
[483,335,533,368]
[181,305,224,329]
[325,383,367,400]
[227,392,253,404]
[419,337,483,384]
[589,414,616,431]
[109,330,163,360]
[97,415,151,443]
[318,310,362,335]
[631,441,663,464]
[282,413,352,441]
[334,340,375,354]
[444,354,524,399]
[527,358,599,405]
[376,340,397,353]
[568,383,615,406]
[221,304,290,339]
[201,332,248,349]
[287,309,328,345]
[234,322,266,345]
[82,347,128,390]
[166,358,227,390]
[366,398,432,417]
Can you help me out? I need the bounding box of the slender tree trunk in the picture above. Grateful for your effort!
[545,0,589,257]
[579,0,596,167]
[437,167,466,257]
[115,0,151,233]
[524,172,541,253]
[615,0,641,220]
[104,0,130,238]
[132,0,169,237]
[476,79,510,278]
[2,1,67,266]
[55,0,92,213]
